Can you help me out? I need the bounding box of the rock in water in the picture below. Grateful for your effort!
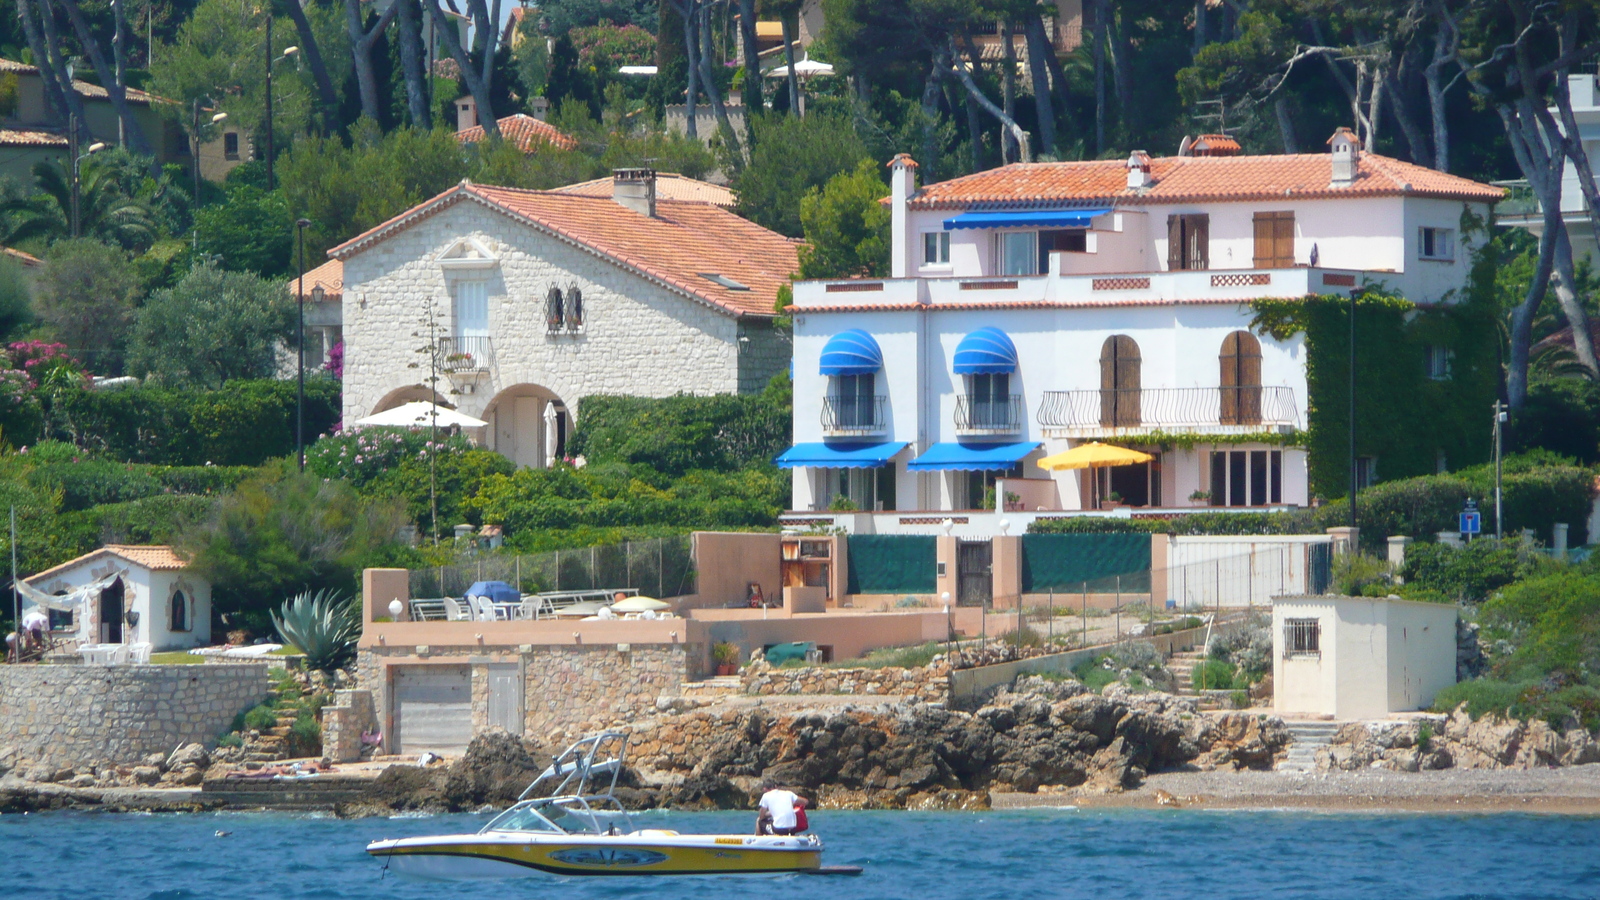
[442,730,551,808]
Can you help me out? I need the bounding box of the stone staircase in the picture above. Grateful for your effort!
[1276,720,1342,774]
[679,675,744,699]
[200,775,375,810]
[1166,650,1207,696]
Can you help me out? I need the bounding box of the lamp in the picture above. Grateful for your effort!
[295,217,312,471]
[388,599,403,619]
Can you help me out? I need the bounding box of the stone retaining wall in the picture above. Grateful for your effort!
[741,660,951,704]
[321,689,377,763]
[0,664,271,768]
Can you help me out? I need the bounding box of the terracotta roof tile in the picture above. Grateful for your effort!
[555,172,736,207]
[906,152,1504,209]
[0,128,68,148]
[456,114,578,152]
[293,258,343,301]
[330,183,799,318]
[25,544,187,583]
[3,246,42,267]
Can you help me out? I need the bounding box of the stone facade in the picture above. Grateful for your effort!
[741,660,951,704]
[357,643,697,748]
[340,199,782,436]
[321,688,377,763]
[0,664,270,768]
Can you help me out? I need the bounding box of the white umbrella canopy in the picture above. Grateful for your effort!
[768,56,835,78]
[355,401,487,429]
[609,595,671,613]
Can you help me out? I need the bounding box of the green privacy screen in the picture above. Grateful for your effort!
[1021,533,1151,593]
[847,535,938,594]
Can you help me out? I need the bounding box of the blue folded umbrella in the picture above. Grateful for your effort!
[464,581,520,604]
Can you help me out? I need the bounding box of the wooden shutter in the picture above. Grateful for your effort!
[1166,215,1181,270]
[1252,214,1274,268]
[1239,332,1262,424]
[1273,213,1295,267]
[1191,214,1210,270]
[1115,335,1141,425]
[1099,336,1118,427]
[1220,331,1240,424]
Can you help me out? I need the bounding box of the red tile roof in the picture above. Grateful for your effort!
[0,59,153,104]
[556,172,736,207]
[3,246,42,267]
[329,182,800,318]
[26,544,188,583]
[293,258,343,301]
[456,114,578,152]
[906,152,1505,209]
[0,128,67,148]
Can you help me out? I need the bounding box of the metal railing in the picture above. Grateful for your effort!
[955,394,1024,433]
[439,335,494,373]
[408,535,696,600]
[1037,386,1299,431]
[821,394,887,434]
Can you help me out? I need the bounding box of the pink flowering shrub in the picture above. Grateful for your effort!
[324,341,344,380]
[306,425,476,488]
[7,341,86,387]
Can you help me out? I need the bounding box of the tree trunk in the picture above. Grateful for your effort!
[426,0,497,136]
[951,38,1031,162]
[346,0,391,122]
[1109,12,1133,137]
[781,8,800,116]
[16,0,70,123]
[1092,0,1106,154]
[397,0,432,128]
[282,0,344,130]
[697,1,743,159]
[1274,96,1298,153]
[921,57,943,170]
[1384,69,1429,164]
[57,0,151,155]
[112,0,128,145]
[1505,228,1554,408]
[738,0,762,123]
[1023,15,1056,158]
[481,0,501,87]
[1193,0,1205,55]
[676,0,699,138]
[1423,1,1460,172]
[36,0,91,143]
[1000,19,1017,164]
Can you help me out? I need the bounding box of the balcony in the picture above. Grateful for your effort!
[955,394,1023,435]
[439,335,494,374]
[1037,386,1300,438]
[821,395,887,436]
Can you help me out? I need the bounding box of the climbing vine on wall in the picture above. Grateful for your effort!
[1251,290,1498,499]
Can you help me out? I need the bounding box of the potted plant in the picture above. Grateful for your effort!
[712,642,740,676]
[1189,489,1211,503]
[1100,491,1123,511]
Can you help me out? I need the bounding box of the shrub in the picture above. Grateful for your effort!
[287,712,322,758]
[1401,538,1556,604]
[1192,658,1238,691]
[998,627,1043,648]
[1479,570,1600,681]
[1208,615,1272,677]
[27,460,165,511]
[241,702,279,732]
[270,588,362,674]
[1333,553,1394,596]
[568,385,791,478]
[833,641,942,669]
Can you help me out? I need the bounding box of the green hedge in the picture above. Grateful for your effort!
[41,378,340,465]
[568,381,790,477]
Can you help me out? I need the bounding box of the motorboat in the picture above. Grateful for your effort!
[366,732,860,879]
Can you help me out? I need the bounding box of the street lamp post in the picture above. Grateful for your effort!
[1348,289,1357,529]
[192,105,228,205]
[71,139,106,239]
[295,217,312,472]
[264,15,299,192]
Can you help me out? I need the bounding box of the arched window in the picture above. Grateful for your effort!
[545,288,565,330]
[567,288,583,327]
[1099,335,1141,427]
[170,591,189,632]
[1220,331,1263,425]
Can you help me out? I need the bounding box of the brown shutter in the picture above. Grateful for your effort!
[1115,335,1141,426]
[1273,212,1295,267]
[1252,214,1273,269]
[1192,214,1210,270]
[1099,336,1117,427]
[1220,332,1240,424]
[1166,215,1181,271]
[1239,332,1262,424]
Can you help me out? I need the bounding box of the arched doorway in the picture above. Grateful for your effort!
[100,577,124,644]
[484,384,569,469]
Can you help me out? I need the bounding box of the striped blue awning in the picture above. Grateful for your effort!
[943,208,1111,230]
[819,329,883,376]
[774,442,906,469]
[906,442,1039,471]
[953,327,1018,374]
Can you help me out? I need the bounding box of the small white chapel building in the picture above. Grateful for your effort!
[23,545,211,652]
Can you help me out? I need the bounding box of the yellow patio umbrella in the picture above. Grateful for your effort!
[1036,442,1154,508]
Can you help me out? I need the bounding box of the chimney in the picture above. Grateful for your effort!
[1328,127,1360,186]
[1126,150,1152,189]
[887,153,919,279]
[530,96,551,122]
[454,95,478,132]
[612,168,657,217]
[1191,134,1241,157]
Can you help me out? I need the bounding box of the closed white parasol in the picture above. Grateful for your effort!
[355,401,488,429]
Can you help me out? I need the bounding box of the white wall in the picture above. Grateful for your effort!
[26,560,212,652]
[1273,595,1457,721]
[1384,599,1458,714]
[341,201,744,432]
[1273,597,1339,717]
[1164,534,1329,608]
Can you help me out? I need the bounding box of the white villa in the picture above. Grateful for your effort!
[331,170,797,468]
[780,132,1502,527]
[22,545,211,652]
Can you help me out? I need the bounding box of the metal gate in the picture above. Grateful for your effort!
[1307,542,1333,595]
[394,665,472,755]
[957,540,993,607]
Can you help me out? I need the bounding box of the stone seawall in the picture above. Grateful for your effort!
[0,664,271,768]
[742,661,950,703]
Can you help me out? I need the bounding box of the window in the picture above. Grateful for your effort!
[1207,449,1282,506]
[1419,227,1455,260]
[831,466,893,511]
[169,591,190,632]
[962,464,1021,510]
[1425,345,1453,380]
[1252,211,1295,268]
[1099,335,1141,426]
[923,231,950,266]
[545,287,565,330]
[829,372,878,429]
[1166,213,1210,270]
[965,372,1014,429]
[567,288,583,327]
[1036,229,1088,272]
[1283,618,1321,658]
[453,280,489,338]
[223,132,239,160]
[1220,331,1263,425]
[1355,455,1378,490]
[997,232,1036,276]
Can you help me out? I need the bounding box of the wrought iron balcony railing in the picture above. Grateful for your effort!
[821,395,887,435]
[955,394,1024,433]
[1037,386,1299,432]
[439,335,495,373]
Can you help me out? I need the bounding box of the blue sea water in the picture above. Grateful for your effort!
[4,807,1598,900]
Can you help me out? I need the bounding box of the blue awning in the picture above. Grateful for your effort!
[907,442,1040,471]
[819,329,883,376]
[774,442,906,469]
[953,327,1019,374]
[943,208,1111,230]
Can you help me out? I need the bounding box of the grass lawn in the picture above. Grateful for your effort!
[148,646,301,665]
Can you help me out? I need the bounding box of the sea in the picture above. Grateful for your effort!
[4,807,1598,900]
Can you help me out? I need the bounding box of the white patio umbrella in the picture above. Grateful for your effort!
[609,595,671,613]
[767,56,835,78]
[355,401,487,429]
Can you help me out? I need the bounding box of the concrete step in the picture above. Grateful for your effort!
[1277,721,1343,774]
[681,676,744,697]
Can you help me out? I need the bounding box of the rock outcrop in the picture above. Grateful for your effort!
[1316,704,1600,772]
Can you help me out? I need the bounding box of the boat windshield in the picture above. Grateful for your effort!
[481,801,566,834]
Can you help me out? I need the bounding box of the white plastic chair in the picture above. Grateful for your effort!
[442,597,471,621]
[107,644,130,665]
[128,642,152,664]
[465,596,498,622]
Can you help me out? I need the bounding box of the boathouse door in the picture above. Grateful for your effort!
[486,664,524,735]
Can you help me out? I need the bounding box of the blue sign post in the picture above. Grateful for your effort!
[1459,499,1481,541]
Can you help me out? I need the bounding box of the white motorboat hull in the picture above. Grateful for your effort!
[368,830,824,879]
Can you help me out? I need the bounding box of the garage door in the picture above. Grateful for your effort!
[394,665,472,755]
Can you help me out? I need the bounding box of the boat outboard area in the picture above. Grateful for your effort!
[365,732,861,879]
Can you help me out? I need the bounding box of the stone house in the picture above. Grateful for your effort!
[23,545,211,652]
[330,170,798,468]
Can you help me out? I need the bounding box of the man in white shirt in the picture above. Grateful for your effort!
[755,784,808,835]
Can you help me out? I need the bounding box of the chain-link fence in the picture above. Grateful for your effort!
[409,535,696,599]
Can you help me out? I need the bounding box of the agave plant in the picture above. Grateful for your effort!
[271,588,362,674]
